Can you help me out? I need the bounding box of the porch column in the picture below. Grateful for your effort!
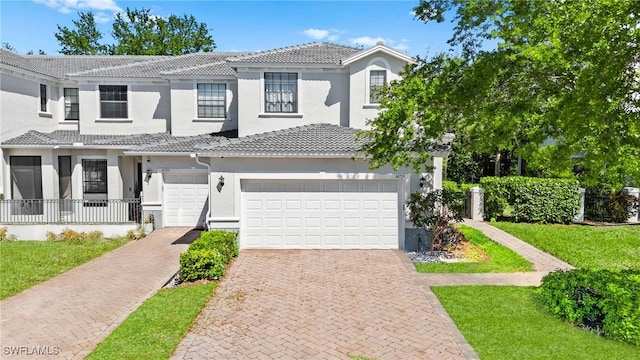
[470,186,484,221]
[106,151,122,199]
[432,156,443,191]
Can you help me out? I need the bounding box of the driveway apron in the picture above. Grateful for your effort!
[0,227,195,359]
[172,249,469,359]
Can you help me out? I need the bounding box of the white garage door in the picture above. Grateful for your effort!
[164,173,209,227]
[241,180,399,249]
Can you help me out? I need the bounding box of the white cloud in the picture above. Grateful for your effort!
[349,36,410,52]
[34,0,122,14]
[349,36,388,47]
[93,11,111,23]
[302,28,341,42]
[303,28,330,40]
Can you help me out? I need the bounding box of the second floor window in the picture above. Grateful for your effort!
[64,88,79,120]
[197,83,226,118]
[39,84,47,112]
[99,85,128,119]
[369,70,386,104]
[265,72,297,113]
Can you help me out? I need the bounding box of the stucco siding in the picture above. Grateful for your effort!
[170,81,238,136]
[206,157,425,221]
[77,84,170,135]
[348,53,407,129]
[1,73,59,142]
[236,71,349,136]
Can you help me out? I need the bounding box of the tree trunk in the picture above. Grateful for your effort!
[494,151,501,177]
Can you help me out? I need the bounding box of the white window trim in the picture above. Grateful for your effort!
[192,81,231,122]
[75,155,108,200]
[38,83,52,117]
[259,71,303,116]
[364,57,391,107]
[63,87,80,121]
[95,85,133,121]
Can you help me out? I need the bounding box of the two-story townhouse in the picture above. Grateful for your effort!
[0,42,450,250]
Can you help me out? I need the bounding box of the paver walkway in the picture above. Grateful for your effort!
[0,227,195,359]
[172,250,475,360]
[408,220,575,287]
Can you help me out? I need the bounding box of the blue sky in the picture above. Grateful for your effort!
[0,0,458,56]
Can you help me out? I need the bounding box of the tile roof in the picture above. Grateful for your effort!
[2,130,174,147]
[2,42,390,79]
[28,55,167,79]
[227,42,362,65]
[197,123,366,157]
[129,130,237,153]
[1,129,237,153]
[0,49,52,78]
[67,52,247,78]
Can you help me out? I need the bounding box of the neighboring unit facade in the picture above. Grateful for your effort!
[0,42,449,249]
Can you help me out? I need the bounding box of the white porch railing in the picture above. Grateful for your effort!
[0,199,141,224]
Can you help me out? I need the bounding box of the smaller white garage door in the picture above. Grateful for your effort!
[164,173,209,227]
[241,180,400,249]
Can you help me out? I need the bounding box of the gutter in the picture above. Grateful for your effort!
[190,153,211,230]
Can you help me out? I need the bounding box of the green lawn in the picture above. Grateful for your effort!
[0,238,129,299]
[433,286,640,360]
[492,222,640,270]
[414,225,533,273]
[88,282,215,360]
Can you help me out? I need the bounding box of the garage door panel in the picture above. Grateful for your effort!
[241,180,400,249]
[164,173,208,227]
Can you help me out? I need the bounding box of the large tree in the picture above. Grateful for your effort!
[55,8,215,56]
[362,0,640,188]
[55,11,108,55]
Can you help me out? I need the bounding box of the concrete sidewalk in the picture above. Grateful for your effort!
[0,227,196,359]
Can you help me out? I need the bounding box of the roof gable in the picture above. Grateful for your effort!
[341,43,415,66]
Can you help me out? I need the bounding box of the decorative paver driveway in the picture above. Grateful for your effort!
[0,228,195,359]
[172,250,470,360]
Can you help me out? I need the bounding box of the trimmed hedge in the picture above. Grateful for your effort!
[540,269,640,346]
[480,176,580,223]
[188,230,239,263]
[178,230,238,283]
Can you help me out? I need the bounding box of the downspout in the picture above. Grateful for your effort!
[191,154,211,230]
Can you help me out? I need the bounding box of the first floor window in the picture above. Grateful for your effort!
[10,156,43,215]
[99,85,128,118]
[369,70,386,103]
[265,72,297,113]
[82,159,107,201]
[39,84,47,112]
[64,88,79,120]
[197,83,226,118]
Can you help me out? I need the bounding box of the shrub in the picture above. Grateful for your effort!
[177,230,238,283]
[480,176,580,223]
[0,227,7,241]
[407,189,464,251]
[178,249,226,282]
[189,230,239,263]
[540,269,640,346]
[126,227,146,240]
[47,228,105,242]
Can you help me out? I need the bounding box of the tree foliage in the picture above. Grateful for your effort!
[55,11,108,55]
[362,0,640,188]
[55,8,215,55]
